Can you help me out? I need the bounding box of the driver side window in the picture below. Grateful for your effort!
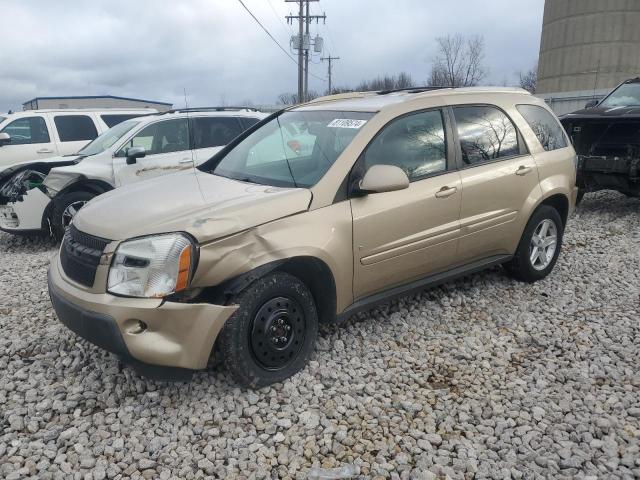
[1,117,50,145]
[119,119,189,156]
[363,110,447,181]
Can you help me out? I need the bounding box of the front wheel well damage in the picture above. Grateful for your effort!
[58,179,113,197]
[198,256,338,325]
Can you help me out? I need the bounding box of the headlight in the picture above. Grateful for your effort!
[107,233,196,298]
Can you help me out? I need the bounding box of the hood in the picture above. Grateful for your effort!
[562,105,640,120]
[73,170,312,242]
[0,155,79,183]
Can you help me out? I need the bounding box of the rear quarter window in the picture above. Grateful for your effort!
[54,115,98,142]
[100,114,142,128]
[517,104,568,152]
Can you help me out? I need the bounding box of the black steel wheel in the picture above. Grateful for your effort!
[250,296,306,370]
[218,271,318,388]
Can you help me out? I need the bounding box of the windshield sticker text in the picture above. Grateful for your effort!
[327,119,367,129]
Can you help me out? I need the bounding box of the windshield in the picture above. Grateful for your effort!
[211,110,373,188]
[77,119,140,156]
[600,82,640,108]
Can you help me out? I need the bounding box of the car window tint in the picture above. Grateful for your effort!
[101,114,142,128]
[516,104,567,151]
[120,119,189,156]
[54,115,98,142]
[239,117,261,129]
[364,110,447,181]
[453,105,520,165]
[193,117,242,149]
[0,117,50,145]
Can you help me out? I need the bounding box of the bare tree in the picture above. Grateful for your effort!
[277,90,319,105]
[355,72,415,92]
[428,34,487,87]
[518,63,538,93]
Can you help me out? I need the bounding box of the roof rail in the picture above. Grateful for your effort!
[376,86,450,95]
[160,106,260,114]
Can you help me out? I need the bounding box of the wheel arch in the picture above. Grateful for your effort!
[538,192,569,227]
[57,177,114,197]
[204,256,338,325]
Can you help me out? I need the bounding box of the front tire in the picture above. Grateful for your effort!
[51,191,95,240]
[219,271,318,388]
[504,205,564,283]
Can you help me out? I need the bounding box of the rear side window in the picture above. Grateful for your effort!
[119,119,189,156]
[0,117,50,144]
[54,115,98,142]
[453,105,520,166]
[239,117,261,130]
[193,117,243,149]
[101,114,142,128]
[364,109,447,181]
[516,104,568,151]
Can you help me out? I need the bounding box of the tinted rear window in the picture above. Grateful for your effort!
[193,117,243,149]
[54,115,98,142]
[101,114,142,128]
[240,117,261,129]
[517,104,567,151]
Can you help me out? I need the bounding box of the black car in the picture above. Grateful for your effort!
[560,78,640,201]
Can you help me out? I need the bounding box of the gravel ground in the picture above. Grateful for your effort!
[0,191,638,480]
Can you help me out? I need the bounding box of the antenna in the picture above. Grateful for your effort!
[183,88,195,166]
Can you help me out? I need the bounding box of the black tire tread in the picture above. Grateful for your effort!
[51,191,95,240]
[219,271,318,389]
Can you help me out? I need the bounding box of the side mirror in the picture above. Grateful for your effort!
[0,132,11,147]
[585,99,599,109]
[125,146,146,165]
[357,164,410,194]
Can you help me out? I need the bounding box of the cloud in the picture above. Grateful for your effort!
[0,0,543,112]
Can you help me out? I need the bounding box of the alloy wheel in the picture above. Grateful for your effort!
[529,218,557,271]
[62,201,88,229]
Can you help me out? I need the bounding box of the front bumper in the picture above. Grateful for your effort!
[48,254,238,376]
[0,188,50,233]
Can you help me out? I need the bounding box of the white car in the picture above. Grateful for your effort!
[0,108,267,238]
[0,108,157,169]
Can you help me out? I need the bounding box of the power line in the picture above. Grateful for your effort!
[266,0,293,38]
[236,0,297,65]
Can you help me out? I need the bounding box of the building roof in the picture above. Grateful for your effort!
[297,86,532,112]
[23,95,173,106]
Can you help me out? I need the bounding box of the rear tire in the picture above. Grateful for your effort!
[504,205,564,283]
[51,191,95,240]
[219,271,318,388]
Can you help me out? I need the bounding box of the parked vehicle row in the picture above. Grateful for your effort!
[0,108,267,238]
[44,87,578,387]
[0,108,156,168]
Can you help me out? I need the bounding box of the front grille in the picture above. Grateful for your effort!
[60,225,110,287]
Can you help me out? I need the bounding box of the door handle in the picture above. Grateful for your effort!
[515,166,533,176]
[435,186,457,198]
[179,158,193,164]
[37,149,54,154]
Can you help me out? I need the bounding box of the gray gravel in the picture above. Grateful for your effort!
[1,191,639,480]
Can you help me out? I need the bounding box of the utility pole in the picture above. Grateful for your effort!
[304,1,310,101]
[321,54,340,94]
[286,0,325,103]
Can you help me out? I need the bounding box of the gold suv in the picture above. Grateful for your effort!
[48,87,578,387]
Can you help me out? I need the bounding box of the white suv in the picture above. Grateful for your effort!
[0,108,267,238]
[0,109,156,169]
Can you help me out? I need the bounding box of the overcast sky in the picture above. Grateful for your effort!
[0,0,544,112]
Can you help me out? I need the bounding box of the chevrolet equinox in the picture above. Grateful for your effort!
[48,87,578,387]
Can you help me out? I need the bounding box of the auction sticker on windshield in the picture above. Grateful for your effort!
[327,118,368,129]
